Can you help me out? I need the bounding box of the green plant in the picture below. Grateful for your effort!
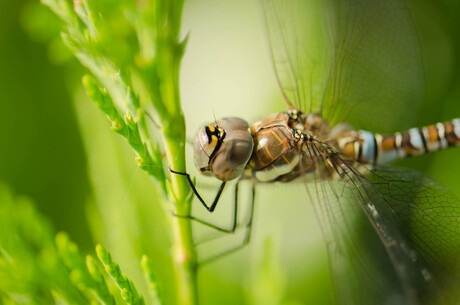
[4,0,460,304]
[0,184,164,304]
[38,0,198,304]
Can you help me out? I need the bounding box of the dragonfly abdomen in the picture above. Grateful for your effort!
[337,119,460,165]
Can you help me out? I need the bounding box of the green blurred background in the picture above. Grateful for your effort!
[0,0,459,304]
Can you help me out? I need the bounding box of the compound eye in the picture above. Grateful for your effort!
[193,117,252,181]
[193,125,225,171]
[226,131,254,169]
[220,117,249,132]
[210,130,253,181]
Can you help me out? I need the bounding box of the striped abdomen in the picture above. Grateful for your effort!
[337,119,460,165]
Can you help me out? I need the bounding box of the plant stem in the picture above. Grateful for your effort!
[163,125,198,305]
[159,5,199,300]
[172,213,198,305]
[172,217,198,305]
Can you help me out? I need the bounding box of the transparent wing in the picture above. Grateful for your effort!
[261,0,424,131]
[304,143,460,305]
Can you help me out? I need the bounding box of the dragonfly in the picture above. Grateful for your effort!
[172,0,460,304]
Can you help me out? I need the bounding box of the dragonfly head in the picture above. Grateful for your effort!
[194,117,254,181]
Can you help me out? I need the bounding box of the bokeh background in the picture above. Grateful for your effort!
[0,0,459,304]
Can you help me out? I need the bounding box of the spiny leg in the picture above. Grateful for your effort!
[194,181,246,245]
[170,168,226,212]
[199,183,256,266]
[170,168,239,233]
[170,168,257,264]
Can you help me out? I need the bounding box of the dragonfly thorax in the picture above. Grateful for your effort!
[194,111,336,184]
[246,111,329,182]
[194,117,254,181]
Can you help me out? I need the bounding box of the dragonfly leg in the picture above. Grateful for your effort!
[170,168,240,233]
[193,180,246,244]
[169,168,226,212]
[199,183,256,266]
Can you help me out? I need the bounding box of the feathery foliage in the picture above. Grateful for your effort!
[0,185,165,305]
[38,0,197,304]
